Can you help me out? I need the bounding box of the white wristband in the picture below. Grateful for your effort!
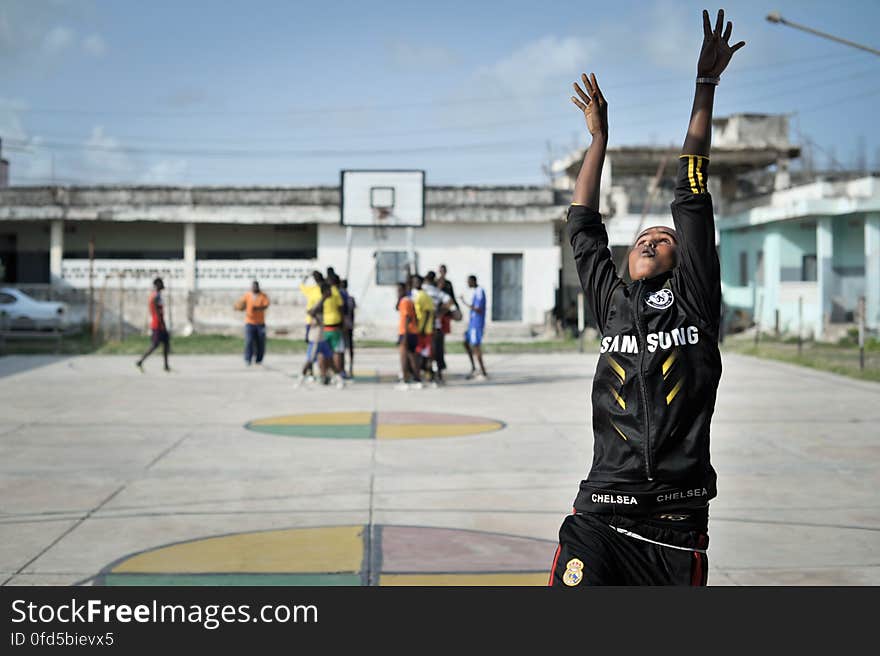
[696,76,720,85]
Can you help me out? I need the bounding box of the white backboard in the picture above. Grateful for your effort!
[340,170,425,227]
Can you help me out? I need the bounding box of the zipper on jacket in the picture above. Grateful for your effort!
[633,280,655,481]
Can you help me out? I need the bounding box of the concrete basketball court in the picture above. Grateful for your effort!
[1,348,878,586]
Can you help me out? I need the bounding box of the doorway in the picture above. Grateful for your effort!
[492,253,522,321]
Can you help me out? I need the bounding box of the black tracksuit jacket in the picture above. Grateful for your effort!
[567,155,722,514]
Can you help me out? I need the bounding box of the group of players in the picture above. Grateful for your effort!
[394,265,489,390]
[296,267,356,388]
[134,263,488,389]
[295,263,489,389]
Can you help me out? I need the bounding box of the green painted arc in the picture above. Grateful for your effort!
[246,423,373,439]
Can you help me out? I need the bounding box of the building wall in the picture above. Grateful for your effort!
[720,221,823,335]
[720,225,764,321]
[0,185,569,337]
[317,221,559,337]
[196,223,316,258]
[63,221,184,258]
[831,217,866,320]
[721,220,825,336]
[0,220,50,283]
[778,221,816,282]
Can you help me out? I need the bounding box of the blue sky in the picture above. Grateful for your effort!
[1,0,878,186]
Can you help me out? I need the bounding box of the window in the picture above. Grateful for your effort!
[375,252,417,286]
[739,252,749,286]
[0,293,14,304]
[756,250,764,285]
[802,254,817,282]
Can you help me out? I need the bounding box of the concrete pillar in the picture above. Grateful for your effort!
[183,223,196,334]
[759,229,781,331]
[816,217,833,339]
[865,213,880,332]
[49,219,63,288]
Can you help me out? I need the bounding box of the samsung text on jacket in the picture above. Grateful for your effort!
[600,326,700,354]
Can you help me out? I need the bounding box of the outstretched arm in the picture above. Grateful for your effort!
[672,9,744,332]
[570,73,608,210]
[566,72,620,330]
[681,9,745,157]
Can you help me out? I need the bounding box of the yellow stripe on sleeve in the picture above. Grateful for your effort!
[687,156,698,194]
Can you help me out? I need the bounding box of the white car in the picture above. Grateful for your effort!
[0,287,68,331]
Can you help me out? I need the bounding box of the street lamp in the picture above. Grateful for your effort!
[766,11,880,56]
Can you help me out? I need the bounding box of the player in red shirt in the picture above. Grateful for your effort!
[136,278,171,372]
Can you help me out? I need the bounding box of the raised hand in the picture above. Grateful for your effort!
[571,72,608,138]
[697,9,745,77]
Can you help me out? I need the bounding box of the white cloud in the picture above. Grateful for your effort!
[0,99,29,141]
[82,33,105,57]
[2,114,189,185]
[474,35,592,97]
[436,34,593,133]
[0,1,102,65]
[0,100,60,184]
[140,159,189,185]
[42,26,75,55]
[83,127,136,181]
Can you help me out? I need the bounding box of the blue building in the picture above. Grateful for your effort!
[719,175,879,340]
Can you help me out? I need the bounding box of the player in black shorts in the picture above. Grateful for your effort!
[135,277,171,373]
[549,9,744,587]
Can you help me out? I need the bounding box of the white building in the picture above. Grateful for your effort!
[0,185,567,339]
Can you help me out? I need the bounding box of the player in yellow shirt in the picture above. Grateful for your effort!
[410,274,435,382]
[322,273,346,378]
[298,271,324,381]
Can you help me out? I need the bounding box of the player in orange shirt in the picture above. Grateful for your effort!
[395,282,422,389]
[235,280,270,366]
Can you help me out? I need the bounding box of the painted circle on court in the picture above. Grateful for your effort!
[94,525,554,586]
[244,411,505,440]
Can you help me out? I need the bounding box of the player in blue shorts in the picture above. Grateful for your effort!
[460,275,488,380]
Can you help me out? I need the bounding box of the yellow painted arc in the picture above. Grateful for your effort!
[249,412,372,426]
[608,384,626,410]
[380,572,547,586]
[111,526,364,574]
[666,377,684,405]
[606,355,626,383]
[376,423,502,440]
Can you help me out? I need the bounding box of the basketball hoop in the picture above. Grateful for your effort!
[339,170,425,228]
